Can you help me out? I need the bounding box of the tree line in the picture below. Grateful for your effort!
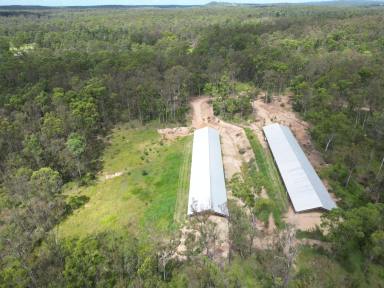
[1,5,384,287]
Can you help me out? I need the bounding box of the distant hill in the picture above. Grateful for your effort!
[294,0,384,6]
[206,0,384,6]
[0,0,384,11]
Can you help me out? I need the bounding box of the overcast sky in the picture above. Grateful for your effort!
[1,0,329,6]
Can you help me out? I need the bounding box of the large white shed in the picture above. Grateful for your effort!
[263,123,336,212]
[187,127,229,216]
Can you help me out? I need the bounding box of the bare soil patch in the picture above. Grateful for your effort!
[157,127,192,141]
[102,171,124,181]
[208,215,230,260]
[176,215,229,262]
[283,206,322,231]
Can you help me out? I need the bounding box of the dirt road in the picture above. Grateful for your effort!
[190,96,254,180]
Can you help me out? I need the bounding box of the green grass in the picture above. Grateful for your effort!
[59,124,191,238]
[174,136,192,223]
[244,128,288,227]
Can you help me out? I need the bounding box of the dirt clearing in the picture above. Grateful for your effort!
[102,171,123,180]
[157,127,192,141]
[283,206,323,230]
[251,94,324,169]
[190,97,254,180]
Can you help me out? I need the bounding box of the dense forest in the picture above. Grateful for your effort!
[0,4,384,287]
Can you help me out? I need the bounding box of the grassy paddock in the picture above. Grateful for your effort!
[59,124,191,238]
[244,128,288,227]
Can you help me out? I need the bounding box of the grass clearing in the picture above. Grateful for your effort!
[244,128,288,227]
[59,124,191,238]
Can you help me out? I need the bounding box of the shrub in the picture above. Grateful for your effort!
[142,170,148,176]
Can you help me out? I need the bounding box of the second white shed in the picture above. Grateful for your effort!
[263,123,336,212]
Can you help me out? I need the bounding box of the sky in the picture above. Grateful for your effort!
[0,0,330,6]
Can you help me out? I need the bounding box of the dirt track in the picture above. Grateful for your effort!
[190,96,254,180]
[251,94,324,169]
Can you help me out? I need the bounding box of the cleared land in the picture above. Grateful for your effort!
[58,94,328,240]
[59,125,191,238]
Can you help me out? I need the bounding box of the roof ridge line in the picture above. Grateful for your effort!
[279,125,323,207]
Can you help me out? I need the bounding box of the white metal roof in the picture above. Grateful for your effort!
[263,123,336,212]
[188,127,228,216]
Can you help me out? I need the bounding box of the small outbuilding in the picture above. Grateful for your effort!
[188,127,229,217]
[263,123,336,212]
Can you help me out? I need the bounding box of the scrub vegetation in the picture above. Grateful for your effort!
[230,128,288,227]
[245,128,288,222]
[0,4,384,287]
[230,128,289,228]
[208,78,258,122]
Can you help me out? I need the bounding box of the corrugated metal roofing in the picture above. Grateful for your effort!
[263,123,336,212]
[188,127,228,216]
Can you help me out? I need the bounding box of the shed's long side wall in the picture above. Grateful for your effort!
[208,128,228,216]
